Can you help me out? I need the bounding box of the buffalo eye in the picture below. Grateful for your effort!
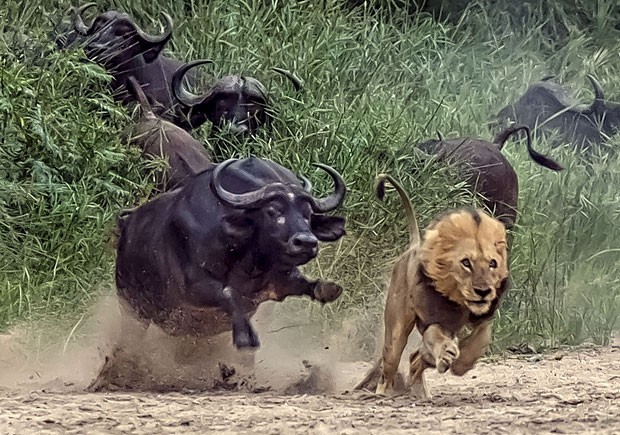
[266,203,284,219]
[301,205,312,223]
[460,258,472,270]
[489,259,498,269]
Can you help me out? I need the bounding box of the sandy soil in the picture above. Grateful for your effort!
[0,298,618,434]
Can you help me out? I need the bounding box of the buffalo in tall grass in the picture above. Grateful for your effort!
[172,59,303,133]
[415,125,563,228]
[67,3,199,125]
[495,75,620,153]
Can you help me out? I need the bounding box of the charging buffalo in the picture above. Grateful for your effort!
[114,157,346,350]
[417,125,563,228]
[171,59,303,133]
[495,75,620,152]
[125,76,212,192]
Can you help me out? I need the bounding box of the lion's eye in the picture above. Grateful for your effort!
[461,258,472,269]
[489,259,498,269]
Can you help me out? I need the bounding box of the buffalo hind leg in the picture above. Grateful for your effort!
[450,320,492,376]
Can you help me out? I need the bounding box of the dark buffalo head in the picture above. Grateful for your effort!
[172,59,303,133]
[72,3,172,68]
[496,75,620,151]
[211,158,346,267]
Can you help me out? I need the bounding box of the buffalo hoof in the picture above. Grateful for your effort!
[313,281,343,303]
[233,322,260,350]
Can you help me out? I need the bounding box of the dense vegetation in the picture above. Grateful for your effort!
[1,0,619,354]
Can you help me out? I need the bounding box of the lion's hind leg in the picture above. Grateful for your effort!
[407,349,432,399]
[375,314,415,396]
[355,359,406,393]
[354,359,381,392]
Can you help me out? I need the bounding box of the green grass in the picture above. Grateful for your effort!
[1,0,619,354]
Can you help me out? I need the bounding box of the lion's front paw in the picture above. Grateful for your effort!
[450,359,476,376]
[313,281,343,303]
[436,340,460,374]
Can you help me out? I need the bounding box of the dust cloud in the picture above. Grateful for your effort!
[0,295,385,395]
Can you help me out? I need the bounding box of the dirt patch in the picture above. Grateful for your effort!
[0,346,618,434]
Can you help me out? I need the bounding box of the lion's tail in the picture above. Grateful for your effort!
[375,174,420,246]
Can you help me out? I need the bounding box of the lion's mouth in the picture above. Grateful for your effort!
[466,299,492,313]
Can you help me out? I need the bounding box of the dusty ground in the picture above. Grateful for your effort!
[1,347,619,434]
[0,299,618,434]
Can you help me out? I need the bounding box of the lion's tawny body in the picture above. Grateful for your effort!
[356,174,510,398]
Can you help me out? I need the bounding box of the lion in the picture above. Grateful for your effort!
[355,174,510,398]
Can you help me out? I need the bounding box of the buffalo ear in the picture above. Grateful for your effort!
[310,214,346,242]
[141,42,166,63]
[222,213,254,247]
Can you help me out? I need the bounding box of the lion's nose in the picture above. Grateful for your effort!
[474,288,492,298]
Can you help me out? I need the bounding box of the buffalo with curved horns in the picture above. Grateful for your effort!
[171,59,303,133]
[70,3,195,121]
[416,125,563,228]
[114,157,347,349]
[495,75,620,152]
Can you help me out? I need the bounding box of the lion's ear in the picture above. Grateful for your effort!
[495,240,508,260]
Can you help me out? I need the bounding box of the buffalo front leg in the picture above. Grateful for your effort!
[188,279,259,350]
[268,268,342,303]
[224,286,260,350]
[450,320,493,376]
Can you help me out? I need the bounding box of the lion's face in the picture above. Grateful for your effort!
[418,208,509,316]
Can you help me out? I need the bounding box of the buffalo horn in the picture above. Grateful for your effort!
[211,159,288,209]
[587,74,605,114]
[272,67,303,92]
[298,174,312,193]
[73,2,97,35]
[310,164,346,213]
[133,12,173,45]
[243,77,268,100]
[172,59,215,107]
